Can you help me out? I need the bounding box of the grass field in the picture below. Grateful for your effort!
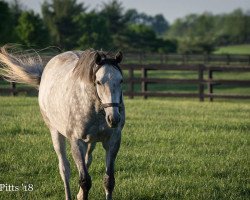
[0,97,249,199]
[214,44,250,55]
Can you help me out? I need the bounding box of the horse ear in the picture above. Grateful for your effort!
[95,52,102,65]
[115,51,123,63]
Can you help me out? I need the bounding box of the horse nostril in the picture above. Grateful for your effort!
[106,114,120,128]
[108,115,113,124]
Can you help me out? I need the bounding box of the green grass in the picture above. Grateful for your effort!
[214,44,250,55]
[0,97,249,199]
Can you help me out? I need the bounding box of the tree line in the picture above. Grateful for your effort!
[0,0,249,54]
[166,9,250,54]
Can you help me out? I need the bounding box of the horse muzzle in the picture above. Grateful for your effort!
[106,112,121,128]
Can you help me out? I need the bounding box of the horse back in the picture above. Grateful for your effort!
[38,51,82,135]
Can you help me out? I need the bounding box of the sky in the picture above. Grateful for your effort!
[8,0,250,23]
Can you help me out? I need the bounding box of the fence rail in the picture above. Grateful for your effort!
[124,53,250,66]
[121,64,250,101]
[1,53,250,101]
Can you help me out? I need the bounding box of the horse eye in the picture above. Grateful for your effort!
[96,81,101,85]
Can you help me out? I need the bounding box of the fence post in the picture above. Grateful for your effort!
[227,54,230,65]
[204,53,208,65]
[141,68,148,99]
[160,54,164,64]
[208,69,213,102]
[198,65,204,102]
[11,82,17,96]
[165,54,168,64]
[128,68,134,99]
[207,54,210,64]
[182,54,185,65]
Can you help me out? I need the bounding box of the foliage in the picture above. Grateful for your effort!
[0,0,23,44]
[114,24,176,53]
[99,0,125,35]
[1,1,249,54]
[178,37,215,54]
[0,1,13,43]
[1,0,175,52]
[76,12,112,50]
[42,0,86,49]
[16,11,50,47]
[124,9,169,36]
[166,9,250,54]
[114,24,157,52]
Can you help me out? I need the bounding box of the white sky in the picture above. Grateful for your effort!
[6,0,250,23]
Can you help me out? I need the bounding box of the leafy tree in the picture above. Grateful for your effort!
[100,0,125,35]
[9,0,22,24]
[0,0,23,43]
[42,0,86,49]
[220,9,249,44]
[166,9,250,51]
[0,1,13,44]
[151,14,169,36]
[178,37,215,54]
[114,24,175,53]
[123,9,139,24]
[16,10,50,47]
[76,12,112,50]
[124,9,169,36]
[113,24,155,52]
[157,39,177,53]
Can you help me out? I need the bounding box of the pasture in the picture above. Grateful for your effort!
[0,96,249,199]
[214,44,250,55]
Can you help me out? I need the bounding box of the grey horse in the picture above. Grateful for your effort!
[0,46,125,200]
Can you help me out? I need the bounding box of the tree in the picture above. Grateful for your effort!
[100,0,125,35]
[76,12,112,50]
[124,9,169,36]
[114,24,176,53]
[221,9,248,44]
[0,0,24,44]
[178,37,215,54]
[42,0,86,49]
[0,1,13,44]
[16,10,50,47]
[151,14,169,36]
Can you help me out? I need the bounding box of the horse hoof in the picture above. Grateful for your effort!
[77,189,83,200]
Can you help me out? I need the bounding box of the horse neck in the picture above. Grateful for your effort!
[74,79,99,108]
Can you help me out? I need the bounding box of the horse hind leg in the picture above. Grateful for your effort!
[50,129,71,200]
[70,138,91,200]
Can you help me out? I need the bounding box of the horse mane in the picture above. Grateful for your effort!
[73,49,122,83]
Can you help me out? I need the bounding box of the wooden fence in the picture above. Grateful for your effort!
[121,64,250,101]
[124,53,250,66]
[0,53,250,101]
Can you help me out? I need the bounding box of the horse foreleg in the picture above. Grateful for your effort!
[70,138,91,200]
[102,134,121,200]
[85,142,96,169]
[51,130,71,200]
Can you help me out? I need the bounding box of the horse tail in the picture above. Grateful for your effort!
[0,45,44,88]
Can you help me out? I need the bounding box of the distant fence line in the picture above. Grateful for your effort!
[121,64,250,101]
[1,53,250,101]
[124,52,250,66]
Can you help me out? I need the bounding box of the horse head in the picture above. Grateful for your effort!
[94,51,123,128]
